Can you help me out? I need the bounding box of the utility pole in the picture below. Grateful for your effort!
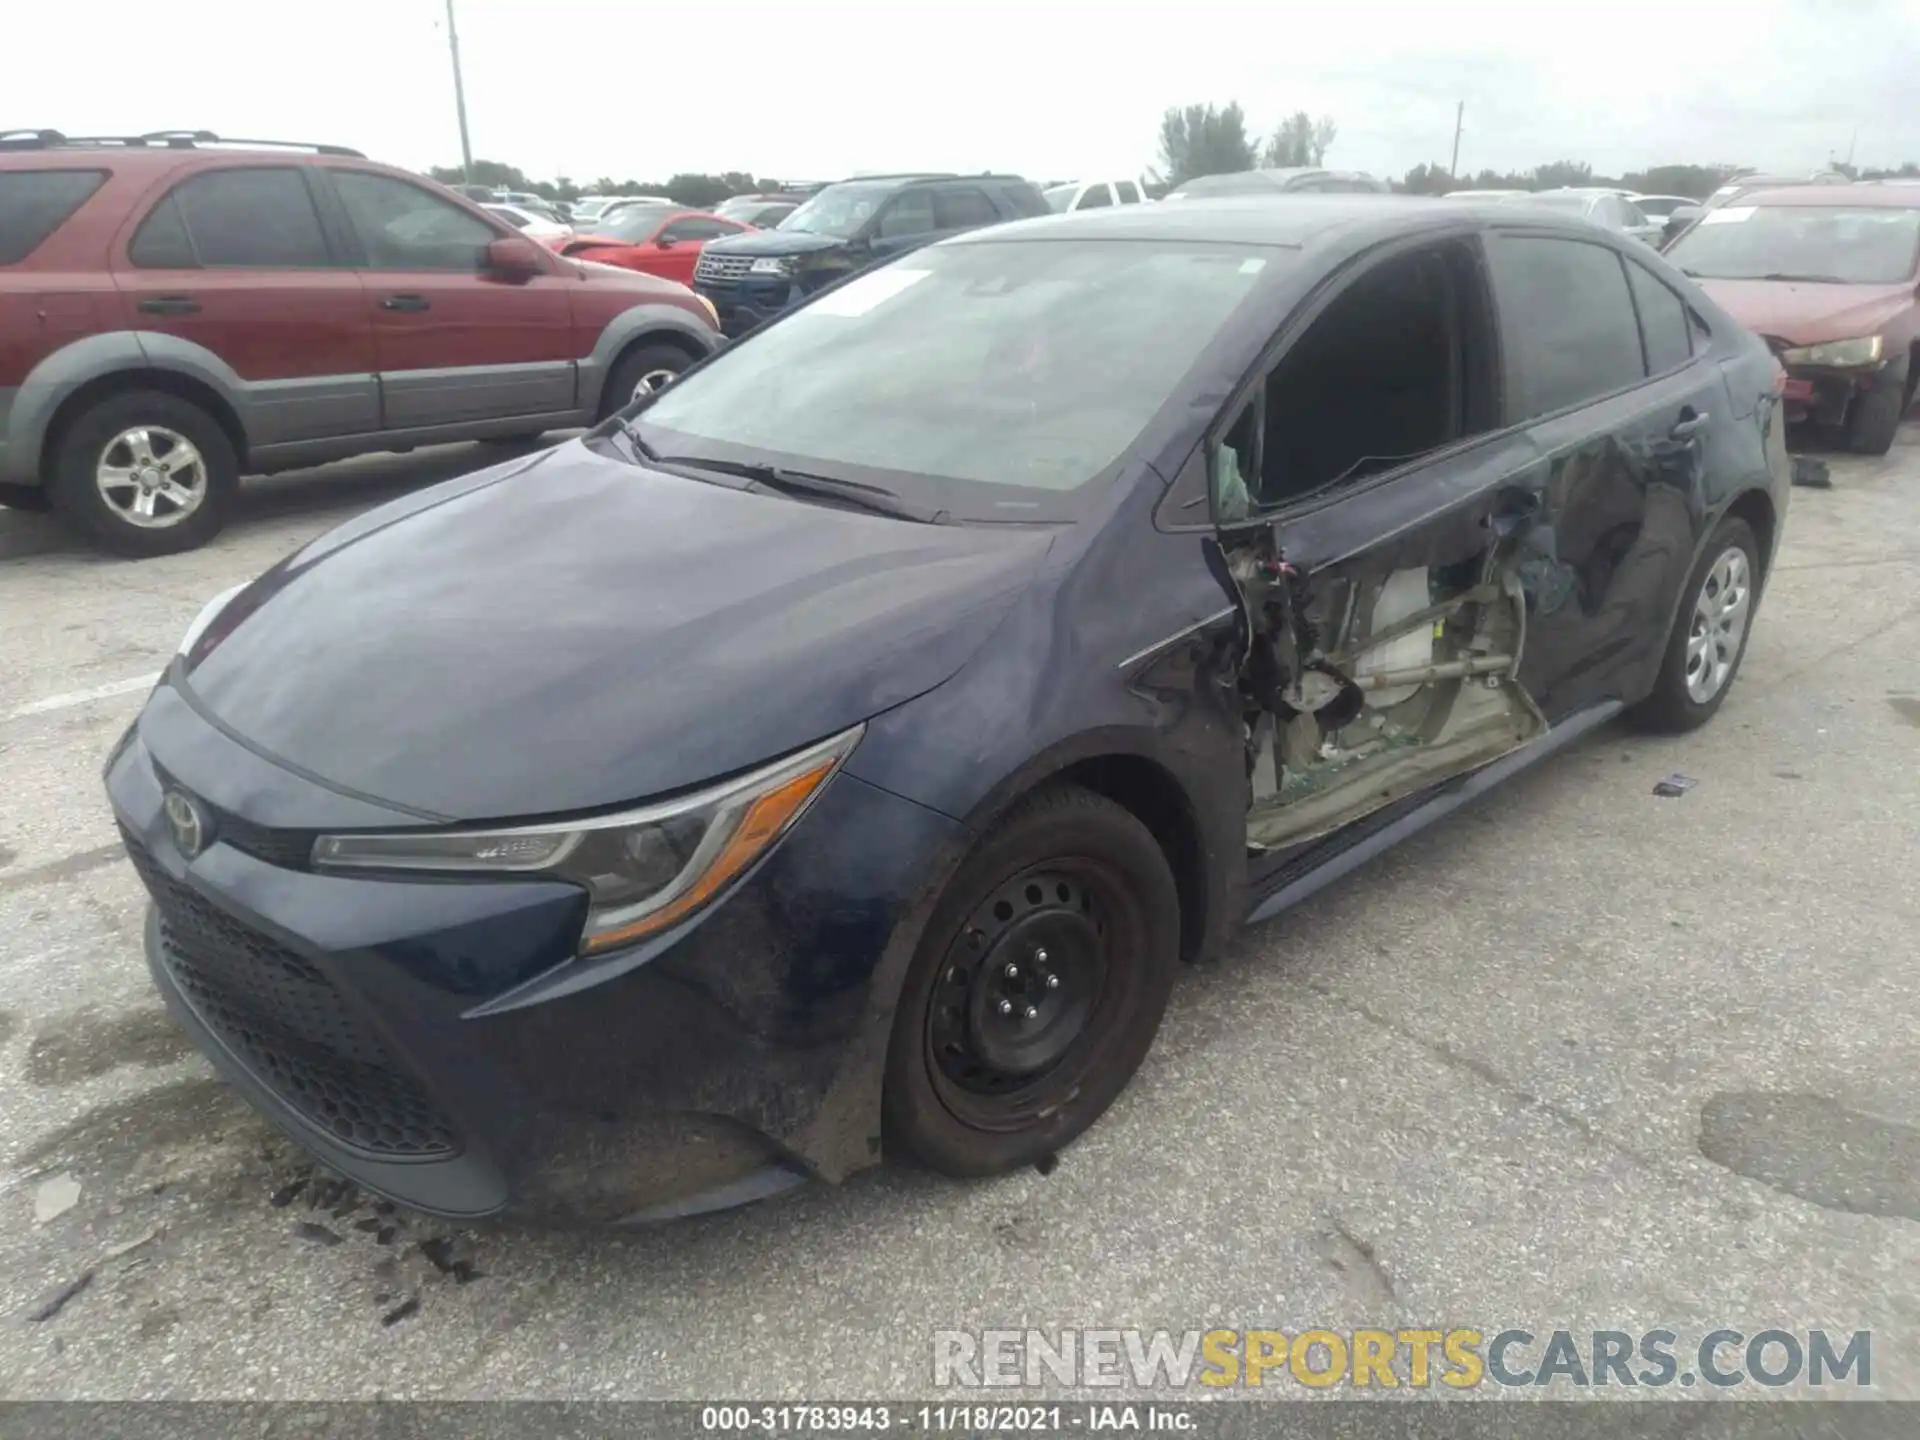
[444,0,475,187]
[1449,101,1464,181]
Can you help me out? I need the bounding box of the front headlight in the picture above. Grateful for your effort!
[177,582,247,657]
[1780,335,1884,368]
[311,726,862,955]
[749,256,795,277]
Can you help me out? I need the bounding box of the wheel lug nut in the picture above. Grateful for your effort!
[997,998,1014,1016]
[1034,948,1049,964]
[1045,974,1060,990]
[1023,1005,1039,1020]
[1004,963,1019,980]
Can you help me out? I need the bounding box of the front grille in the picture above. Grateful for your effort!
[695,252,753,285]
[121,826,460,1159]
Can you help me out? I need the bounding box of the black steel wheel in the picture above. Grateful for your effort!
[884,785,1180,1176]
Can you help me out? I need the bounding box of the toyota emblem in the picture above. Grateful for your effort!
[164,790,208,860]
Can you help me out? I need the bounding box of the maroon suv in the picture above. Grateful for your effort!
[0,130,722,555]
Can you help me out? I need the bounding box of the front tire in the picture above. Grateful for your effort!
[1846,363,1908,456]
[47,390,238,557]
[1626,516,1759,734]
[883,786,1180,1178]
[598,342,696,422]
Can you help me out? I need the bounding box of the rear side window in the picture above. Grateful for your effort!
[1075,184,1114,210]
[132,167,334,268]
[1115,181,1143,204]
[0,169,107,264]
[1626,262,1692,374]
[932,188,997,229]
[1488,235,1646,420]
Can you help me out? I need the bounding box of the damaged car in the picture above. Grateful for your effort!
[106,195,1790,1223]
[1663,185,1920,454]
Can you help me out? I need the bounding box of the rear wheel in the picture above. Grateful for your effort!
[598,342,695,422]
[1626,516,1759,734]
[47,390,237,557]
[883,786,1179,1177]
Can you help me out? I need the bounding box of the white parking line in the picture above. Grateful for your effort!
[4,674,156,722]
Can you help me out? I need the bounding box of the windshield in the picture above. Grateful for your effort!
[1044,185,1077,213]
[779,183,897,237]
[634,239,1274,518]
[1667,205,1920,283]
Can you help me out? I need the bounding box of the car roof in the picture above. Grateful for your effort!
[1733,185,1919,209]
[949,194,1607,249]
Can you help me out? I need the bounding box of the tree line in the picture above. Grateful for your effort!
[433,105,1920,210]
[426,161,777,210]
[1159,101,1920,197]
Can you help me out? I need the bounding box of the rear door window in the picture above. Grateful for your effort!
[1115,180,1143,205]
[0,169,107,264]
[932,188,997,230]
[1074,184,1114,210]
[1487,234,1647,420]
[1626,261,1692,374]
[141,167,335,268]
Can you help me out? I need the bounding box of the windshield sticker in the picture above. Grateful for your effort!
[1700,206,1755,225]
[809,268,931,317]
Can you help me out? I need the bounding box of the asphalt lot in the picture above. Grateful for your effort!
[0,430,1916,1402]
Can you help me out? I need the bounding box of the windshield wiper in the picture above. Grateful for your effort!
[1754,271,1849,284]
[649,454,946,523]
[610,414,662,463]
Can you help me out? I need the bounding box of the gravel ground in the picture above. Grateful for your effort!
[0,432,1915,1402]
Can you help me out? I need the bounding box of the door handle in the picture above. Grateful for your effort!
[1669,408,1710,439]
[380,295,431,312]
[137,295,200,315]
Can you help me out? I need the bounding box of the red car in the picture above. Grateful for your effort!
[557,209,754,286]
[0,130,720,555]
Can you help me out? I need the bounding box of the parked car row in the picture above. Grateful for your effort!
[0,130,724,554]
[105,188,1794,1223]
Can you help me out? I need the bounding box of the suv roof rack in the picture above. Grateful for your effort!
[0,129,365,157]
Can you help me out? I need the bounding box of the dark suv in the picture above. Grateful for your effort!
[0,130,721,556]
[692,172,1046,335]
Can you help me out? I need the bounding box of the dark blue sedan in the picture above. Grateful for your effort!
[106,197,1790,1222]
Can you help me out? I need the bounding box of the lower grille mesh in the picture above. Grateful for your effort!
[122,827,460,1159]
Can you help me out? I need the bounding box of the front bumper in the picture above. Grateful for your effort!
[107,684,962,1222]
[1779,361,1898,427]
[694,275,806,337]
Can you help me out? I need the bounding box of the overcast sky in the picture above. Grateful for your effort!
[13,0,1919,185]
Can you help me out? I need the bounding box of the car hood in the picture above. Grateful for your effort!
[699,229,849,258]
[1693,277,1916,346]
[182,443,1052,821]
